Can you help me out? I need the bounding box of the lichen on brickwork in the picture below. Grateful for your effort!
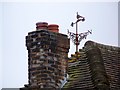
[22,29,70,90]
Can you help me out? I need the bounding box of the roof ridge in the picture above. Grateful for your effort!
[84,40,120,51]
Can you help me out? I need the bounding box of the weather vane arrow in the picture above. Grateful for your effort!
[68,12,92,53]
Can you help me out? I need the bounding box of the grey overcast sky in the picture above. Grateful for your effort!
[1,0,119,89]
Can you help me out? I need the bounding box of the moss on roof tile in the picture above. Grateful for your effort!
[63,40,120,89]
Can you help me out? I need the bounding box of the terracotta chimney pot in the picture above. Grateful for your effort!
[36,22,48,30]
[48,24,59,33]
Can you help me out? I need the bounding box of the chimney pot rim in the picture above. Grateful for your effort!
[48,24,59,27]
[36,22,48,25]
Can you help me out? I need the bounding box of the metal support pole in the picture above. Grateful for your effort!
[76,22,78,53]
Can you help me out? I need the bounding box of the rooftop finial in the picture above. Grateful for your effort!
[68,12,92,53]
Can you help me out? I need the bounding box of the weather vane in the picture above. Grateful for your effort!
[68,12,92,52]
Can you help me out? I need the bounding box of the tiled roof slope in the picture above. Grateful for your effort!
[63,40,120,90]
[64,51,94,89]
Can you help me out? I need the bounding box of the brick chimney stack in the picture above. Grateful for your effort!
[22,22,70,89]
